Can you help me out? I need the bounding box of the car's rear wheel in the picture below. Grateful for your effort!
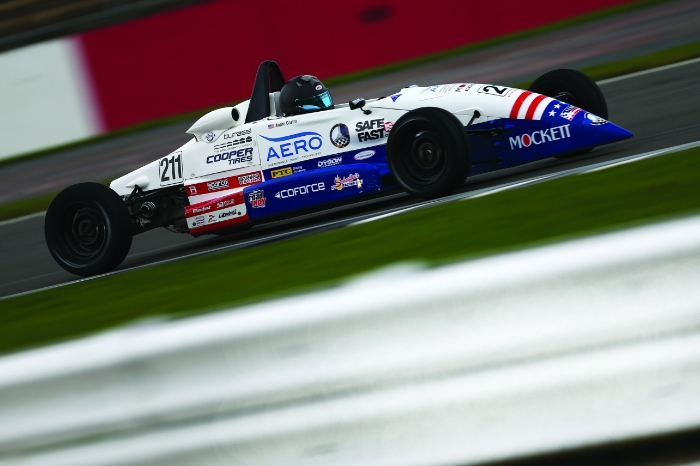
[45,182,133,276]
[529,69,608,158]
[387,107,472,199]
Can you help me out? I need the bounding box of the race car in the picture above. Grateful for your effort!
[45,60,632,276]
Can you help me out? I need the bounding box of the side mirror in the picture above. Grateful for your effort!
[349,98,371,114]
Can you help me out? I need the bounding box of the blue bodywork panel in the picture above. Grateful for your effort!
[244,164,382,219]
[237,99,631,224]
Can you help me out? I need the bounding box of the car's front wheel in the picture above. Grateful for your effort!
[387,107,472,199]
[528,69,608,159]
[45,182,133,276]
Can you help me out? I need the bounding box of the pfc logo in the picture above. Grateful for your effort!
[271,167,293,178]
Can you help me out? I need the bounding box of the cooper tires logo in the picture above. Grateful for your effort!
[330,124,350,148]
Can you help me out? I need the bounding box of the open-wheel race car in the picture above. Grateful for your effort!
[45,60,632,276]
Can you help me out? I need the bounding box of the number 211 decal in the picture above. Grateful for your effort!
[159,152,183,186]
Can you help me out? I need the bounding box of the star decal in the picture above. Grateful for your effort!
[554,103,561,109]
[548,111,556,116]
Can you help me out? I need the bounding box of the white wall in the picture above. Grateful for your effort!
[0,37,99,161]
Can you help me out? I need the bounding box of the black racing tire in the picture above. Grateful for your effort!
[387,107,472,199]
[45,182,133,276]
[528,69,608,158]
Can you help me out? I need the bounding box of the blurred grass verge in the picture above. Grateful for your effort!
[0,181,110,222]
[2,146,700,355]
[2,38,699,222]
[512,40,700,89]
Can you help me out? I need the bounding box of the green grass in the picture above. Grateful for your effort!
[0,193,54,222]
[0,181,110,222]
[2,146,700,355]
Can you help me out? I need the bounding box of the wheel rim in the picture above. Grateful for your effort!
[400,129,447,185]
[60,203,107,259]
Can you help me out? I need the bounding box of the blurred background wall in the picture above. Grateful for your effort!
[0,0,637,161]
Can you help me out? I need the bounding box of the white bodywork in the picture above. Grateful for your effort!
[110,83,553,202]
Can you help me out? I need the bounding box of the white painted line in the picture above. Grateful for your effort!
[0,211,44,227]
[579,140,700,174]
[465,174,556,199]
[597,56,700,85]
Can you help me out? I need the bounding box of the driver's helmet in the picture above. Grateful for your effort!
[279,75,333,116]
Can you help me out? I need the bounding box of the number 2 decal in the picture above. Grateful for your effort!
[159,152,183,186]
[477,85,511,97]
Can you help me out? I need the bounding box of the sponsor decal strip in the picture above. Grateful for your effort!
[185,191,249,234]
[509,91,532,119]
[185,171,263,196]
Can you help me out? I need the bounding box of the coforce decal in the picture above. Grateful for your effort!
[275,182,325,199]
[509,124,571,150]
[261,132,323,161]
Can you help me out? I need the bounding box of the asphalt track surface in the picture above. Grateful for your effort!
[1,57,699,300]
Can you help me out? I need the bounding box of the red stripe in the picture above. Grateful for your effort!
[525,94,547,120]
[509,91,532,119]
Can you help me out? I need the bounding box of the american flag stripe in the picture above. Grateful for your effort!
[525,94,548,120]
[509,91,532,119]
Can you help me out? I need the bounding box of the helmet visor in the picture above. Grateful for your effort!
[295,90,333,112]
